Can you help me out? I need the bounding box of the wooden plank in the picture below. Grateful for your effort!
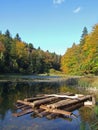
[13,108,33,117]
[40,105,72,116]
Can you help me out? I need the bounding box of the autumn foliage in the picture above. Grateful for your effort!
[0,30,61,73]
[61,24,98,75]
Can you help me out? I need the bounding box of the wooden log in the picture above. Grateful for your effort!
[34,108,44,113]
[17,100,34,106]
[46,113,58,119]
[24,95,53,102]
[84,101,93,106]
[40,105,72,116]
[37,111,50,117]
[13,108,33,117]
[21,106,32,110]
[16,104,28,109]
[78,95,92,101]
[92,96,96,105]
[55,92,75,96]
[47,99,71,109]
[47,95,92,109]
[45,94,84,99]
[32,97,59,107]
[17,97,59,108]
[65,102,84,111]
[15,102,25,108]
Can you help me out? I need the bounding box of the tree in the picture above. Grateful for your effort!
[0,31,2,35]
[0,41,5,60]
[5,29,11,38]
[61,24,98,75]
[80,27,88,45]
[15,33,21,41]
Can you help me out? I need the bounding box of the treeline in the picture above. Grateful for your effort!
[61,24,98,75]
[0,30,61,74]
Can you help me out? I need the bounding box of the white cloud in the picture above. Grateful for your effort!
[53,0,65,5]
[73,7,81,13]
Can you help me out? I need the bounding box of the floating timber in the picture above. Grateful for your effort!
[13,92,94,119]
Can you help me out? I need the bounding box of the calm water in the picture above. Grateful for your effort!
[0,75,98,130]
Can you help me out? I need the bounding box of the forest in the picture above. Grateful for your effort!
[0,30,61,74]
[0,23,98,75]
[61,24,98,75]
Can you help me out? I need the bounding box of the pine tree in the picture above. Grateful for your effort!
[15,33,21,41]
[80,27,88,45]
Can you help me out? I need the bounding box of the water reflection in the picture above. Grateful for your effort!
[0,80,98,130]
[0,82,60,119]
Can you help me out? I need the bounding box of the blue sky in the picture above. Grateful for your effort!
[0,0,98,55]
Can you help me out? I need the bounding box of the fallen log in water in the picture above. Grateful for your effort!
[17,97,59,108]
[13,108,33,117]
[14,93,93,119]
[47,99,71,109]
[46,103,84,119]
[45,94,84,99]
[46,113,58,119]
[40,105,72,117]
[24,95,53,102]
[47,95,92,109]
[16,104,28,109]
[21,106,32,110]
[24,92,74,102]
[17,100,34,106]
[64,102,84,111]
[32,97,59,107]
[84,101,93,106]
[37,111,50,117]
[34,108,44,113]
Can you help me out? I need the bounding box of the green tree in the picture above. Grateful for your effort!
[80,27,88,45]
[15,33,21,41]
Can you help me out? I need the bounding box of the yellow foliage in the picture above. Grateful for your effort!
[16,41,27,58]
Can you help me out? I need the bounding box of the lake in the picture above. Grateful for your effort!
[0,75,98,130]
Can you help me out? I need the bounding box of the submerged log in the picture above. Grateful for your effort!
[40,105,72,116]
[37,111,50,117]
[34,108,44,113]
[46,113,58,119]
[13,108,33,117]
[16,104,28,109]
[21,106,32,110]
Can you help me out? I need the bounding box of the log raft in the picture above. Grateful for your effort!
[13,93,94,119]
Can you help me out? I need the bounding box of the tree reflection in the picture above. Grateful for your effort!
[0,81,60,120]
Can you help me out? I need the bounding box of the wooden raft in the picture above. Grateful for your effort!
[13,92,94,119]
